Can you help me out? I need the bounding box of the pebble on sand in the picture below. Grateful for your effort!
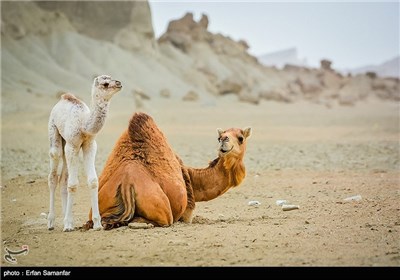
[248,200,261,206]
[282,205,300,211]
[343,195,362,202]
[276,200,288,206]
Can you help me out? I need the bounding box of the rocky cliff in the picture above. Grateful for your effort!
[158,12,399,105]
[1,0,398,113]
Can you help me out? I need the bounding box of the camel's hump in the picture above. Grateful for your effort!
[128,112,161,140]
[61,93,83,105]
[129,112,153,125]
[128,112,177,165]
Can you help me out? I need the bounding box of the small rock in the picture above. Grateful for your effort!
[276,200,288,206]
[218,214,226,221]
[343,195,362,202]
[248,200,261,206]
[128,222,154,229]
[182,90,199,101]
[160,88,171,98]
[168,240,189,246]
[11,198,17,202]
[40,213,47,219]
[282,205,300,211]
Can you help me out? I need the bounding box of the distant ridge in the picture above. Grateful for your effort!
[344,56,400,78]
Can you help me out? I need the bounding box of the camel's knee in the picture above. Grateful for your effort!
[49,147,62,161]
[87,178,98,189]
[158,219,173,227]
[68,185,77,193]
[156,211,173,227]
[67,175,79,190]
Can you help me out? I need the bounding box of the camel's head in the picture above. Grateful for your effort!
[92,75,122,101]
[217,127,252,158]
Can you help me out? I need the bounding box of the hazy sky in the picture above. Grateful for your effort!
[149,0,399,69]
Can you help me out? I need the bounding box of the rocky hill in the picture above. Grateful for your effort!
[346,56,400,79]
[1,1,398,114]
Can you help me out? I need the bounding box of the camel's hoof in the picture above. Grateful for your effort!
[48,227,54,231]
[92,225,103,231]
[63,227,74,232]
[93,220,103,231]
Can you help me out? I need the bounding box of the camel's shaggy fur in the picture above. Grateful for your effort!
[84,112,251,229]
[87,112,188,229]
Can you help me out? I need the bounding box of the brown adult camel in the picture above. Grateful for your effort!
[84,112,251,229]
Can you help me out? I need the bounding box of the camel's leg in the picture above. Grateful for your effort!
[132,170,174,227]
[59,139,68,216]
[63,142,79,232]
[135,185,174,227]
[48,124,63,230]
[82,140,102,230]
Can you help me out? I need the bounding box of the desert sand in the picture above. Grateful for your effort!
[1,96,399,266]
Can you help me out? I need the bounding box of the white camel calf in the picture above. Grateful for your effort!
[47,75,122,232]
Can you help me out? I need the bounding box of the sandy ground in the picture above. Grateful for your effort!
[1,96,399,266]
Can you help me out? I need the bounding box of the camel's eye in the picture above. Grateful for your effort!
[238,136,244,144]
[103,83,109,87]
[218,137,221,142]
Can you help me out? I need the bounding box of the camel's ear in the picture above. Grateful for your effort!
[94,76,100,87]
[217,128,224,137]
[243,127,252,139]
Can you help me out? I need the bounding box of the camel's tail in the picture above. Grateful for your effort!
[83,183,136,231]
[101,183,136,230]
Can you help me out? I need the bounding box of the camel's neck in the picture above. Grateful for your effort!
[188,155,245,202]
[83,95,110,135]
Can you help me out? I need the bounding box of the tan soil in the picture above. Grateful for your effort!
[1,97,399,266]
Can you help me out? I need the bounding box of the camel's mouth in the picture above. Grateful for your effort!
[220,146,233,154]
[113,81,122,89]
